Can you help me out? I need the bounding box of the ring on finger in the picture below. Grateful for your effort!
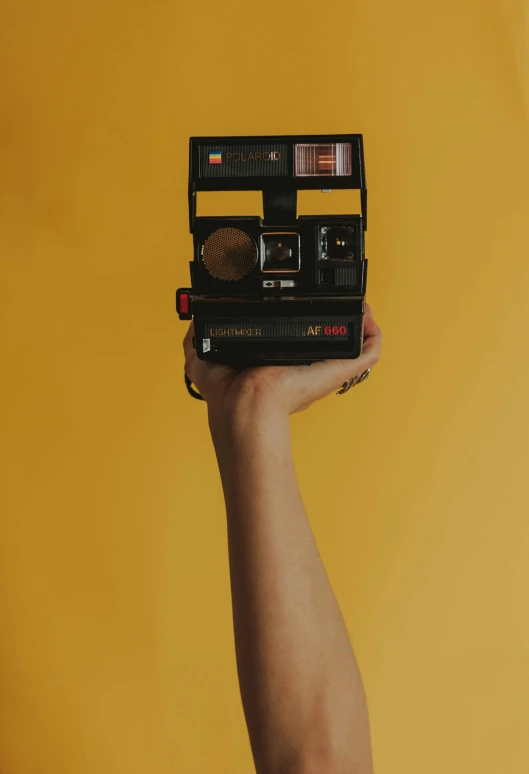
[336,368,371,395]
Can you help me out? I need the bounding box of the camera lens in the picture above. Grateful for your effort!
[322,226,355,260]
[261,233,300,273]
[266,241,292,265]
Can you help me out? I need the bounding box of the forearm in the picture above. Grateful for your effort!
[209,401,373,774]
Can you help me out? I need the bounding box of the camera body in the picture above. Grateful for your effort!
[177,134,368,366]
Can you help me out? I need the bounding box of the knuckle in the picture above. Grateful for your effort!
[369,349,381,366]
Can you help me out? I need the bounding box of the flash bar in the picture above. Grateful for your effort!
[188,133,367,231]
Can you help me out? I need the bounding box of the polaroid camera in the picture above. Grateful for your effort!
[177,134,368,370]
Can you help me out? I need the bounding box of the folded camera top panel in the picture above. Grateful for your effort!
[188,134,367,229]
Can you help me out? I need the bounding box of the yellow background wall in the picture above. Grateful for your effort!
[1,1,528,772]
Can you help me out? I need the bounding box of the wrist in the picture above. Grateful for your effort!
[208,397,290,452]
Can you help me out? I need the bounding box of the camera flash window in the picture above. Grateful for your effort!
[295,143,352,177]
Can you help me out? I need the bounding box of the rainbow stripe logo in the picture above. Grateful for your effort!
[209,151,222,164]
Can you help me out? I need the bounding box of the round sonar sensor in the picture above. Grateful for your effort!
[201,227,257,281]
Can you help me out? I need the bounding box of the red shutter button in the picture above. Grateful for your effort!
[179,293,189,314]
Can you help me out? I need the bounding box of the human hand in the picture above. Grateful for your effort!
[183,304,382,421]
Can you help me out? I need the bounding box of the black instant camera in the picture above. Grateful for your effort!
[177,134,368,368]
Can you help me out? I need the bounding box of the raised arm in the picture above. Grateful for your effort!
[184,306,382,774]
